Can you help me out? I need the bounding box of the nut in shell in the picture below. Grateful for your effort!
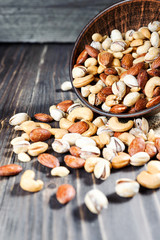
[123,92,140,107]
[115,178,140,197]
[80,146,100,159]
[130,152,150,166]
[123,75,139,88]
[94,160,110,180]
[50,109,65,121]
[102,147,116,161]
[72,66,87,78]
[62,133,81,146]
[112,81,126,100]
[84,189,108,214]
[52,139,70,153]
[134,118,149,134]
[75,137,96,148]
[9,113,30,126]
[107,137,125,152]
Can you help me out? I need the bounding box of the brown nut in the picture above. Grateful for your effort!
[153,87,160,97]
[57,100,74,112]
[98,51,113,67]
[104,67,118,75]
[56,184,76,204]
[69,146,81,157]
[29,128,51,142]
[145,143,157,158]
[0,164,22,176]
[148,69,160,77]
[135,98,147,111]
[38,153,60,168]
[68,121,89,134]
[121,54,133,70]
[127,62,144,76]
[137,70,148,90]
[100,73,107,83]
[85,45,99,58]
[128,137,145,156]
[155,138,160,152]
[151,56,160,69]
[76,49,88,64]
[112,152,130,169]
[34,113,53,122]
[146,96,160,108]
[64,155,85,168]
[110,104,128,114]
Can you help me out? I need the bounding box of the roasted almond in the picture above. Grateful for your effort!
[148,68,160,77]
[56,184,76,204]
[110,104,128,114]
[76,49,88,64]
[0,164,22,176]
[69,146,81,157]
[146,96,160,108]
[97,92,107,102]
[114,132,123,138]
[68,121,89,134]
[135,98,147,111]
[127,62,144,76]
[98,51,113,66]
[57,100,74,112]
[64,155,85,168]
[101,86,113,95]
[137,69,148,89]
[145,143,157,158]
[151,56,160,69]
[128,107,136,114]
[29,128,51,142]
[100,73,107,83]
[153,87,160,97]
[104,67,118,75]
[38,153,60,168]
[121,54,133,70]
[85,45,99,58]
[128,137,145,156]
[34,113,53,122]
[155,138,160,152]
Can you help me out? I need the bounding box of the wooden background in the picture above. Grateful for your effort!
[0,0,122,42]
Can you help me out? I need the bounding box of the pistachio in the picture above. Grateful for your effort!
[72,66,87,78]
[123,75,139,88]
[61,81,72,91]
[130,152,150,166]
[76,136,96,148]
[148,21,160,32]
[102,147,116,161]
[94,160,110,180]
[112,81,126,100]
[62,133,81,146]
[107,137,125,152]
[50,109,65,121]
[115,178,140,197]
[9,113,30,126]
[80,146,100,159]
[52,139,70,153]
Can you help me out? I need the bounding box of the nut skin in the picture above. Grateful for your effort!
[145,143,157,158]
[34,113,53,122]
[121,54,133,70]
[146,96,160,108]
[135,98,147,112]
[85,45,99,58]
[128,137,145,156]
[127,62,144,76]
[64,155,85,168]
[104,67,118,75]
[137,70,148,89]
[155,138,160,152]
[56,184,76,204]
[128,107,136,114]
[0,164,22,176]
[110,104,128,114]
[57,100,74,112]
[69,146,81,157]
[76,49,88,64]
[151,56,160,69]
[98,51,113,66]
[153,87,160,97]
[29,128,51,142]
[114,132,123,138]
[100,73,107,83]
[38,153,60,168]
[148,69,160,77]
[68,121,89,134]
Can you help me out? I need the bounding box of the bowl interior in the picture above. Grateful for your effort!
[70,0,160,118]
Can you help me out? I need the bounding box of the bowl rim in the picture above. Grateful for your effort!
[69,0,160,118]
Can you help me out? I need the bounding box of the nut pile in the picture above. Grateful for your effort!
[1,99,160,214]
[72,21,160,114]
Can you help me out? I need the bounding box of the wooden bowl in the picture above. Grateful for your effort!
[70,0,160,118]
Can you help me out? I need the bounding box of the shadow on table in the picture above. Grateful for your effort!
[107,192,132,204]
[10,183,33,196]
[49,193,64,209]
[73,203,97,222]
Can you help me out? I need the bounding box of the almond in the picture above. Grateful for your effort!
[69,146,81,157]
[151,56,160,69]
[0,164,22,176]
[121,54,133,70]
[137,69,148,89]
[148,68,160,77]
[128,106,136,113]
[100,73,107,83]
[68,121,89,134]
[155,138,160,152]
[85,45,99,58]
[153,87,160,97]
[135,98,147,111]
[64,155,85,168]
[127,62,144,76]
[128,137,145,156]
[104,67,118,75]
[97,92,107,102]
[114,132,123,138]
[38,153,60,168]
[76,49,88,64]
[56,184,76,204]
[98,51,113,66]
[146,96,160,108]
[110,104,128,113]
[29,128,51,142]
[57,100,74,112]
[145,143,157,158]
[34,113,53,122]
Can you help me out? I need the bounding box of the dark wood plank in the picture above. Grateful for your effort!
[0,43,160,240]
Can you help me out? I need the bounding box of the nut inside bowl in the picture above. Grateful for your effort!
[70,0,160,118]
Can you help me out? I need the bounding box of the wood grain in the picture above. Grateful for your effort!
[0,43,160,240]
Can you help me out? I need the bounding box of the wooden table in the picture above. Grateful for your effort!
[1,43,160,240]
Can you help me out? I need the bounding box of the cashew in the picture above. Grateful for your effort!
[81,85,91,97]
[108,117,134,132]
[133,56,145,64]
[84,157,107,173]
[102,37,112,50]
[59,118,73,130]
[84,57,97,67]
[144,77,160,98]
[20,170,44,192]
[90,84,103,94]
[118,132,135,146]
[49,128,68,139]
[98,65,106,74]
[92,117,105,128]
[101,102,111,112]
[137,171,160,189]
[73,74,94,88]
[105,75,119,86]
[91,134,110,149]
[138,27,151,39]
[87,65,98,75]
[88,93,96,105]
[82,121,97,137]
[67,107,93,122]
[136,41,151,55]
[105,95,119,107]
[133,31,145,40]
